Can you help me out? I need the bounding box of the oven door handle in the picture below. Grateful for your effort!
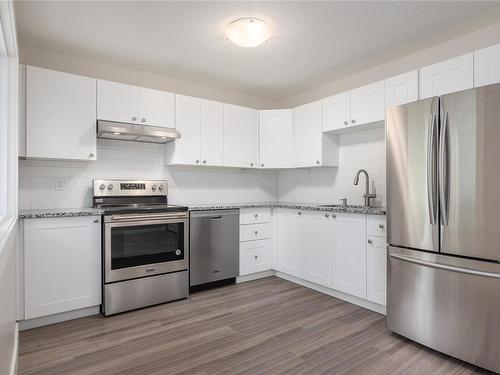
[109,213,188,221]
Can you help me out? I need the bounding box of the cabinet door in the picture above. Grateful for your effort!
[166,94,201,165]
[474,43,500,87]
[240,239,272,276]
[276,209,304,278]
[367,235,387,306]
[293,100,322,167]
[419,53,473,99]
[332,213,367,298]
[97,79,138,123]
[259,109,293,168]
[322,92,350,132]
[350,80,385,125]
[385,70,419,108]
[223,104,259,168]
[200,99,224,166]
[26,66,97,161]
[24,216,101,319]
[138,87,174,127]
[303,211,334,287]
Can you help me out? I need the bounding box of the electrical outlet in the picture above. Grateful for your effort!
[55,178,65,191]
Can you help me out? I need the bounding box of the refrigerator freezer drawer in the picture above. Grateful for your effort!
[387,246,500,373]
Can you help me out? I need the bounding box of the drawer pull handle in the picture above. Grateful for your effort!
[210,216,222,220]
[368,239,373,244]
[379,224,385,229]
[254,230,258,235]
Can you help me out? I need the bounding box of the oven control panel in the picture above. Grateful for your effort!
[93,179,167,197]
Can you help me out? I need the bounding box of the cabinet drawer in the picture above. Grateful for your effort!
[240,208,272,224]
[240,223,272,242]
[367,215,386,237]
[240,239,272,275]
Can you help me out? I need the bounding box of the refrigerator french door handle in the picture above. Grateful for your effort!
[439,111,450,226]
[389,253,500,279]
[426,113,438,225]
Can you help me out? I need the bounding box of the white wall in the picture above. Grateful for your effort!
[19,139,279,209]
[278,127,385,207]
[19,42,279,110]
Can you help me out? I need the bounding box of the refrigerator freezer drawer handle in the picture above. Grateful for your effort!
[426,113,438,225]
[389,253,500,279]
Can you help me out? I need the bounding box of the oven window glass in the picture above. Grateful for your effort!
[110,223,184,269]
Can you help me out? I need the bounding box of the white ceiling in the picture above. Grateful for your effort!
[15,1,500,101]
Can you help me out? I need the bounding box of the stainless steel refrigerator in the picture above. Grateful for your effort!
[386,83,500,373]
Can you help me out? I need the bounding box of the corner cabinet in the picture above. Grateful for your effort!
[24,216,102,319]
[259,109,293,168]
[97,79,174,127]
[293,101,339,167]
[276,208,304,278]
[223,104,259,168]
[26,66,97,161]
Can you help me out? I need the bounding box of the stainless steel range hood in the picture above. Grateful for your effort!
[97,120,180,144]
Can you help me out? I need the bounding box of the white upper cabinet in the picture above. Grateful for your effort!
[200,99,224,166]
[97,80,138,123]
[26,66,97,161]
[419,53,473,99]
[138,87,174,127]
[166,94,201,165]
[223,104,259,168]
[97,80,174,127]
[474,43,500,87]
[385,70,419,108]
[322,91,350,132]
[276,208,304,278]
[332,213,367,299]
[259,109,293,168]
[24,216,101,319]
[350,80,385,125]
[293,100,338,168]
[303,211,335,288]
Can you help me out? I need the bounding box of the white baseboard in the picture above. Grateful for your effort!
[19,306,100,331]
[275,271,386,315]
[236,270,275,283]
[9,322,18,375]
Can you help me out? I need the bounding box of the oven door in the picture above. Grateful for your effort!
[104,213,189,283]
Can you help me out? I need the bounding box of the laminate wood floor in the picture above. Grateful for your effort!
[18,277,495,375]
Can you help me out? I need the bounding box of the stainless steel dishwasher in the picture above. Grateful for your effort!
[189,209,239,288]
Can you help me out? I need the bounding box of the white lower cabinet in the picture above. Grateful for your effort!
[366,235,387,306]
[276,208,304,278]
[332,213,367,299]
[24,216,102,319]
[303,211,334,287]
[240,239,272,276]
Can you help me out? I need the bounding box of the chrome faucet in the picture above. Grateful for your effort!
[353,169,376,207]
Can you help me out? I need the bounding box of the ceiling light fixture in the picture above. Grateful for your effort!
[225,17,271,48]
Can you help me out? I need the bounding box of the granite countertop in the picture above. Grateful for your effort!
[187,202,386,215]
[19,208,104,219]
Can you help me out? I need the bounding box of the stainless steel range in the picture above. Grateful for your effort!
[93,179,189,316]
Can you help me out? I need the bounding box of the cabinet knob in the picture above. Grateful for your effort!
[261,163,264,167]
[254,255,258,259]
[203,160,206,164]
[351,119,356,124]
[254,230,258,235]
[132,116,137,121]
[332,214,336,218]
[254,214,258,218]
[250,163,254,167]
[325,213,329,218]
[298,211,302,215]
[89,153,94,158]
[368,239,373,244]
[196,160,200,164]
[344,121,348,126]
[141,118,146,123]
[379,224,385,229]
[93,219,99,223]
[316,160,320,165]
